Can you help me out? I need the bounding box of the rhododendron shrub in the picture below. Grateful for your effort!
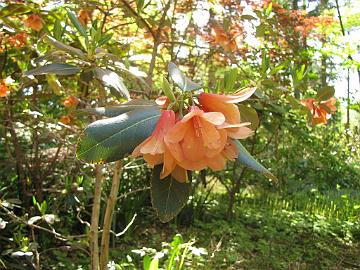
[76,63,275,222]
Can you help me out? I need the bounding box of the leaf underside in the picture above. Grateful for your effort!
[24,63,80,76]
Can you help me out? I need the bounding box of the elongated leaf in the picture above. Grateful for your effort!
[95,68,130,99]
[316,86,335,101]
[67,10,88,39]
[224,68,237,92]
[234,140,277,181]
[45,36,85,58]
[151,166,191,223]
[77,108,161,164]
[162,77,176,101]
[25,63,80,76]
[81,99,158,117]
[168,62,201,91]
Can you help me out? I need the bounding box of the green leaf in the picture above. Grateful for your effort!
[97,33,113,47]
[162,76,176,101]
[149,256,159,270]
[53,19,63,40]
[256,24,266,37]
[151,165,191,223]
[77,108,161,164]
[316,86,335,101]
[238,105,259,130]
[95,68,130,99]
[234,140,277,181]
[168,62,201,91]
[241,15,257,21]
[137,0,145,12]
[45,36,85,58]
[143,255,151,270]
[24,63,80,76]
[67,10,88,40]
[81,99,158,118]
[224,68,237,92]
[0,4,32,18]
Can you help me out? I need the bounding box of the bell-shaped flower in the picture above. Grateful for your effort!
[165,106,228,171]
[132,110,188,182]
[301,97,337,126]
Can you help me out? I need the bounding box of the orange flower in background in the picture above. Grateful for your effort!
[132,110,188,183]
[165,106,228,171]
[301,97,337,126]
[211,25,237,52]
[8,32,27,48]
[23,14,43,32]
[78,9,92,26]
[63,96,80,107]
[0,80,9,98]
[60,115,71,125]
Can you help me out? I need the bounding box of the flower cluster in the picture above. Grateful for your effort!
[301,97,336,126]
[23,14,43,32]
[132,88,256,183]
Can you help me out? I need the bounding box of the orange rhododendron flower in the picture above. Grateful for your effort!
[165,106,228,171]
[0,80,9,98]
[301,97,337,126]
[60,115,71,125]
[78,10,92,26]
[63,96,80,107]
[211,25,237,52]
[199,87,256,139]
[8,32,27,48]
[132,110,188,183]
[23,14,43,32]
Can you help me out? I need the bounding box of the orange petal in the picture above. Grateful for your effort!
[201,112,225,125]
[160,148,176,179]
[206,154,227,171]
[171,166,188,183]
[143,154,163,167]
[199,87,256,104]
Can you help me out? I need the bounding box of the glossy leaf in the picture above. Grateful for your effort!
[316,86,335,102]
[95,68,130,100]
[151,165,191,223]
[168,62,201,91]
[77,108,161,164]
[67,10,88,39]
[81,99,158,118]
[234,140,277,181]
[24,63,80,76]
[45,36,85,58]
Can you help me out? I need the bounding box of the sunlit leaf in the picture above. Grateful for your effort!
[168,62,201,91]
[151,165,191,223]
[95,68,130,100]
[24,63,80,76]
[45,36,85,58]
